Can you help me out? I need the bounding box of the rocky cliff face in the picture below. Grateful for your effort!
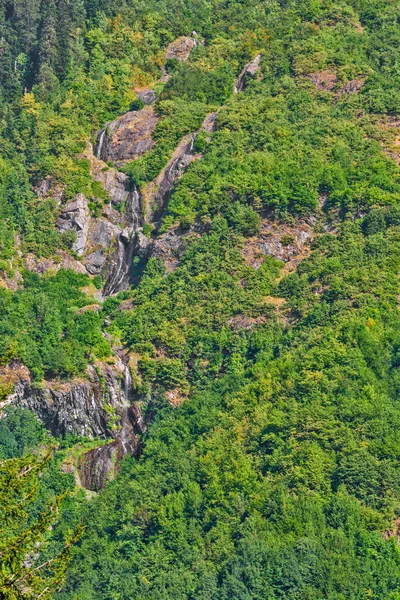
[6,71,221,488]
[144,112,217,226]
[234,54,262,93]
[2,358,145,490]
[95,106,159,167]
[8,54,317,492]
[3,359,136,438]
[77,439,137,491]
[57,194,90,257]
[53,142,143,291]
[242,214,315,272]
[307,71,365,98]
[24,251,87,276]
[95,109,217,294]
[144,133,197,225]
[30,75,217,296]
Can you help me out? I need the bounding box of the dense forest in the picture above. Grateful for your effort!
[2,0,400,597]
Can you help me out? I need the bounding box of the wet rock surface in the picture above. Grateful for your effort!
[78,432,140,491]
[53,144,143,291]
[4,361,130,438]
[103,228,137,295]
[146,133,197,225]
[95,106,159,167]
[144,112,217,226]
[35,104,216,293]
[85,143,140,216]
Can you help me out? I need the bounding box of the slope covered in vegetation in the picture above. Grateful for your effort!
[1,0,400,598]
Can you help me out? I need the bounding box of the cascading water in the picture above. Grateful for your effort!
[103,186,143,296]
[102,110,217,297]
[126,187,141,229]
[96,130,106,160]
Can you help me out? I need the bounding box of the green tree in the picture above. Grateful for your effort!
[0,452,81,599]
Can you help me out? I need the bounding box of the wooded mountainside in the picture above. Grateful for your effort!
[2,0,400,598]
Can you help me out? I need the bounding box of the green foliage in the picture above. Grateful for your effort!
[0,407,48,460]
[2,0,400,597]
[61,215,400,599]
[107,217,280,402]
[161,63,235,104]
[123,99,207,187]
[0,452,80,599]
[0,269,109,380]
[130,98,145,111]
[162,87,400,227]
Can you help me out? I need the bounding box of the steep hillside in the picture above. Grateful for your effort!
[1,0,400,598]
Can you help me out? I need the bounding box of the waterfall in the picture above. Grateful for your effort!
[103,233,131,296]
[103,185,143,297]
[96,130,106,160]
[123,363,132,400]
[126,187,141,229]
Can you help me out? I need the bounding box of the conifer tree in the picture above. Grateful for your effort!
[0,453,81,600]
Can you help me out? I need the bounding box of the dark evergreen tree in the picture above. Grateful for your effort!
[38,0,57,69]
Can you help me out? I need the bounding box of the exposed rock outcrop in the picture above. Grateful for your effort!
[165,36,198,62]
[55,189,142,287]
[0,269,22,292]
[242,215,315,272]
[103,228,136,295]
[24,251,87,275]
[234,54,262,93]
[379,117,400,166]
[336,77,365,98]
[34,177,65,203]
[2,357,145,490]
[101,111,218,293]
[151,229,185,273]
[78,440,133,491]
[202,112,218,133]
[95,106,159,167]
[3,360,132,438]
[228,314,267,331]
[151,222,203,273]
[307,72,365,98]
[145,133,197,225]
[52,144,143,292]
[33,105,216,297]
[34,103,217,296]
[144,112,217,226]
[307,70,338,91]
[56,194,90,257]
[135,89,157,105]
